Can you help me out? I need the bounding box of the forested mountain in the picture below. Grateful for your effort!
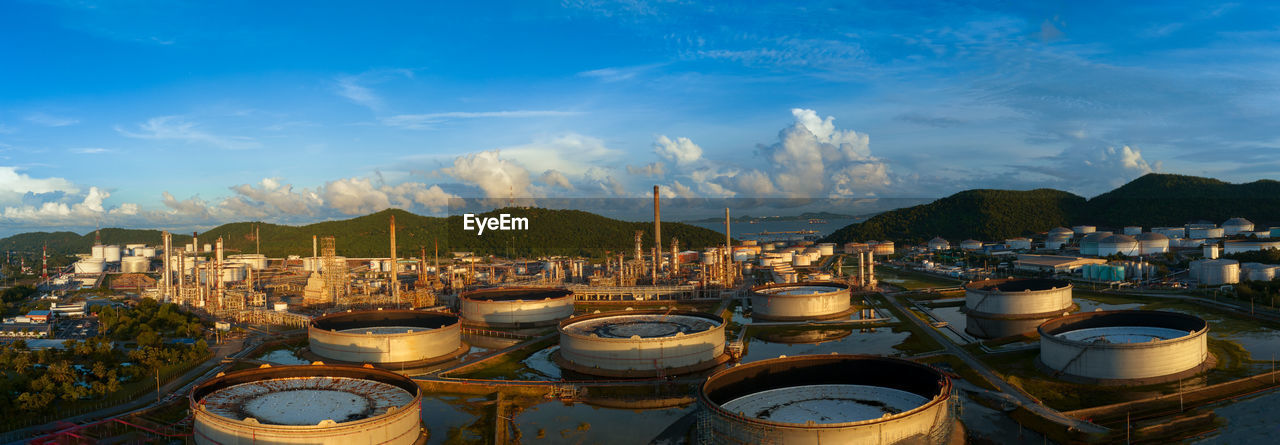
[0,208,729,258]
[823,173,1280,244]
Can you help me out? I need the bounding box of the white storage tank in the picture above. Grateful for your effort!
[871,241,895,256]
[1005,238,1032,250]
[1136,232,1170,255]
[139,247,157,258]
[1038,310,1209,384]
[1122,226,1142,236]
[701,249,719,265]
[74,259,106,274]
[227,254,267,270]
[309,310,468,366]
[1072,225,1097,236]
[1049,227,1074,238]
[1223,240,1280,255]
[792,255,812,267]
[557,310,726,378]
[1098,234,1140,256]
[817,243,835,256]
[91,244,105,260]
[927,237,950,251]
[1189,227,1225,239]
[103,245,122,263]
[1242,264,1278,282]
[1079,232,1114,256]
[121,256,149,273]
[459,287,575,328]
[960,239,983,251]
[1222,217,1255,236]
[777,251,794,263]
[1153,227,1186,239]
[1189,259,1239,286]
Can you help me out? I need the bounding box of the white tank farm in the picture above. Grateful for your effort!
[1072,225,1096,236]
[1224,240,1280,255]
[121,256,149,273]
[1005,238,1032,250]
[1189,227,1224,239]
[749,282,854,321]
[556,310,726,378]
[1153,226,1186,239]
[1189,259,1240,286]
[1222,217,1254,236]
[1038,310,1209,384]
[228,254,268,270]
[964,278,1072,318]
[960,239,983,251]
[73,258,106,274]
[699,355,954,445]
[1078,232,1113,256]
[927,237,949,251]
[190,364,422,445]
[1136,232,1170,255]
[308,309,468,367]
[1097,234,1140,256]
[1122,226,1142,236]
[459,287,575,328]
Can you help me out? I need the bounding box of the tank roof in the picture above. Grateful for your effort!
[1100,234,1137,244]
[1224,217,1253,226]
[191,364,420,426]
[965,278,1069,293]
[310,309,458,332]
[1136,232,1169,241]
[1038,310,1206,338]
[561,311,721,338]
[460,287,573,302]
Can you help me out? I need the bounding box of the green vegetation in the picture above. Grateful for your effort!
[873,266,961,290]
[451,336,558,380]
[0,208,730,258]
[823,173,1280,244]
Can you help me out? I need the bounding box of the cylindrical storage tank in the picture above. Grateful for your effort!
[1072,225,1097,236]
[960,239,983,251]
[1222,217,1255,236]
[1045,235,1070,250]
[1189,227,1225,239]
[732,249,753,262]
[701,250,719,265]
[556,310,726,377]
[1098,234,1140,256]
[749,282,854,321]
[459,287,575,328]
[1005,238,1032,250]
[121,256,149,273]
[963,278,1072,318]
[228,254,267,270]
[1224,240,1280,255]
[1079,231,1113,256]
[190,364,422,445]
[966,315,1056,339]
[103,245,122,263]
[1190,259,1240,286]
[699,355,954,445]
[872,241,895,256]
[792,255,812,267]
[1049,227,1074,238]
[1136,232,1170,255]
[927,237,949,251]
[91,244,105,259]
[140,247,157,258]
[817,243,835,256]
[777,251,794,263]
[1154,227,1186,239]
[74,259,106,274]
[308,309,467,366]
[1242,264,1278,282]
[1038,310,1209,384]
[1122,226,1142,236]
[220,264,247,282]
[369,259,383,272]
[203,243,212,253]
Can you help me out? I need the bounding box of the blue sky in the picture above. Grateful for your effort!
[1,1,1278,235]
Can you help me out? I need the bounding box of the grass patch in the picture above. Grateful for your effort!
[452,336,558,380]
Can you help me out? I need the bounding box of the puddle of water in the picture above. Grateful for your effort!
[1075,298,1143,312]
[257,349,309,365]
[421,394,493,445]
[513,399,693,444]
[741,328,910,363]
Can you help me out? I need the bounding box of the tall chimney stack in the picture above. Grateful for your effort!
[653,185,661,282]
[390,214,399,301]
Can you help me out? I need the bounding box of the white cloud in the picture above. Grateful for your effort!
[653,135,703,165]
[381,110,579,130]
[498,133,621,177]
[1026,145,1161,192]
[116,116,260,150]
[442,150,534,199]
[25,112,79,127]
[0,166,78,205]
[2,187,112,224]
[758,108,888,197]
[626,162,665,177]
[71,147,112,154]
[539,170,575,190]
[336,76,383,111]
[161,192,213,218]
[228,178,323,215]
[321,177,457,215]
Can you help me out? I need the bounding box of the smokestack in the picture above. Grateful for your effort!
[192,232,198,256]
[162,231,171,302]
[215,237,224,299]
[313,235,318,258]
[653,185,661,282]
[390,214,399,301]
[724,207,732,285]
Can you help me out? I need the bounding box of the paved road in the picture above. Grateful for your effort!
[880,290,1109,435]
[8,335,257,444]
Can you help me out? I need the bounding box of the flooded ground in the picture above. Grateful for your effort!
[740,326,911,363]
[421,394,494,444]
[512,399,694,444]
[1193,389,1280,444]
[256,348,309,365]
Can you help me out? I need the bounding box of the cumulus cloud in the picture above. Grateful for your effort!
[626,162,665,178]
[0,167,78,205]
[653,135,703,165]
[441,150,535,198]
[1025,145,1161,192]
[539,170,575,190]
[499,133,620,177]
[116,116,260,150]
[755,108,888,197]
[320,177,459,215]
[1,187,112,223]
[228,178,323,215]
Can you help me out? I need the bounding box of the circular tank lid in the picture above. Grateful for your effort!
[562,313,720,338]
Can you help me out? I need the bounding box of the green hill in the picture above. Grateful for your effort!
[822,189,1087,243]
[1,208,729,258]
[823,173,1280,245]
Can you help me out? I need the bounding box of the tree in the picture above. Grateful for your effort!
[136,330,160,348]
